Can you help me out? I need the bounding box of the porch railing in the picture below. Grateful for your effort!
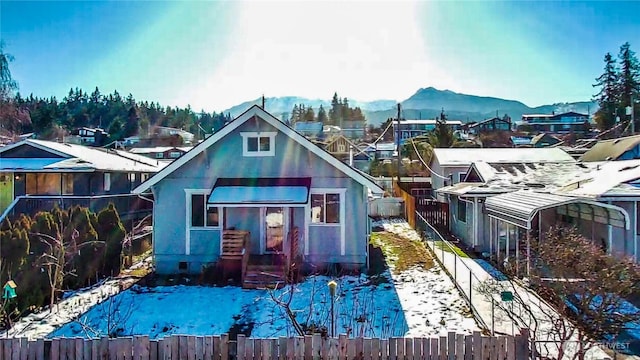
[220,230,250,283]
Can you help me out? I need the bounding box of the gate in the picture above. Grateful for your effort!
[416,198,449,231]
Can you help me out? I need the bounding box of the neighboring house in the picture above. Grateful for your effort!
[520,111,591,135]
[393,119,463,144]
[129,146,193,161]
[293,122,324,140]
[0,139,165,219]
[322,135,373,172]
[429,148,576,201]
[323,135,362,160]
[436,160,640,269]
[65,127,109,146]
[323,125,342,137]
[467,117,511,135]
[153,126,195,145]
[340,120,366,140]
[580,134,640,162]
[363,142,396,161]
[132,105,384,276]
[530,133,562,148]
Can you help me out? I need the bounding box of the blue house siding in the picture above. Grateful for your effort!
[620,145,640,160]
[150,110,374,274]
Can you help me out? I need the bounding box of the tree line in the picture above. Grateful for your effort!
[593,42,640,130]
[0,204,125,328]
[288,92,366,126]
[3,88,232,143]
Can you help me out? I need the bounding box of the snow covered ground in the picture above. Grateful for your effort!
[5,220,479,340]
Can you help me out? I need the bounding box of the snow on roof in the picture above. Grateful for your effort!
[433,148,575,167]
[559,159,640,198]
[0,139,166,173]
[129,146,192,154]
[438,159,640,199]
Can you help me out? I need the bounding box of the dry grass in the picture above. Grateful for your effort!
[370,231,434,273]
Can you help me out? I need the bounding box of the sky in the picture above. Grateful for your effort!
[1,1,639,112]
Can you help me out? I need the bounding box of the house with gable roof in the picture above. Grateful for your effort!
[133,106,384,280]
[0,139,164,220]
[437,160,640,272]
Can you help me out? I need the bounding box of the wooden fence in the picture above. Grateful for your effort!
[415,198,449,232]
[0,331,530,360]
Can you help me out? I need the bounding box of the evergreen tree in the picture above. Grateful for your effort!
[593,52,620,130]
[429,108,454,147]
[303,106,315,122]
[317,105,328,123]
[329,92,341,126]
[617,42,640,116]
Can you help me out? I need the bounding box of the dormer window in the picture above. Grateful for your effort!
[241,132,276,157]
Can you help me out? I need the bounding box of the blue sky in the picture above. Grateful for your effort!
[1,1,639,112]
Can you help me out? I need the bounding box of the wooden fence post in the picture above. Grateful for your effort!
[220,334,229,360]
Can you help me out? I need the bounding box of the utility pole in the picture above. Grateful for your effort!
[632,94,635,135]
[396,103,401,185]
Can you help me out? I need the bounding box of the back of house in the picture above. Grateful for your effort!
[133,105,384,275]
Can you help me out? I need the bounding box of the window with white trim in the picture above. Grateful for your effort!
[190,193,220,228]
[311,192,341,224]
[241,132,276,157]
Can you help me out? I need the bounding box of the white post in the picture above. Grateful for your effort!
[489,217,493,258]
[608,224,613,255]
[506,223,510,261]
[635,201,638,262]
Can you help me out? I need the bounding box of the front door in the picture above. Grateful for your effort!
[264,207,285,253]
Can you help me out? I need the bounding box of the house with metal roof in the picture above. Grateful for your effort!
[436,160,640,273]
[0,139,165,221]
[132,106,384,284]
[466,117,512,135]
[580,134,640,162]
[293,121,323,140]
[520,111,591,135]
[393,119,463,144]
[429,148,576,201]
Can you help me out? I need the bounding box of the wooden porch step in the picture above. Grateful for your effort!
[243,264,286,289]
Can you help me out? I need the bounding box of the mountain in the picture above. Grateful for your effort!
[221,88,597,127]
[223,96,396,119]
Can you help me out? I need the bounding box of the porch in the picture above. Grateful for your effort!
[219,226,301,289]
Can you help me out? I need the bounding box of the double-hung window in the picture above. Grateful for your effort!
[310,190,344,224]
[190,193,220,228]
[241,132,276,157]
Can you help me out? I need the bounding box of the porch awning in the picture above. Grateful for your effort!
[484,190,630,229]
[207,177,311,205]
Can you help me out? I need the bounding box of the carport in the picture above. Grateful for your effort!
[484,190,630,276]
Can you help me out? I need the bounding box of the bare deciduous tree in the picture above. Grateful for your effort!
[480,226,640,360]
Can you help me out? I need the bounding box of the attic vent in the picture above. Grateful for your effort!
[524,183,545,189]
[605,157,613,161]
[614,139,622,144]
[620,165,640,172]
